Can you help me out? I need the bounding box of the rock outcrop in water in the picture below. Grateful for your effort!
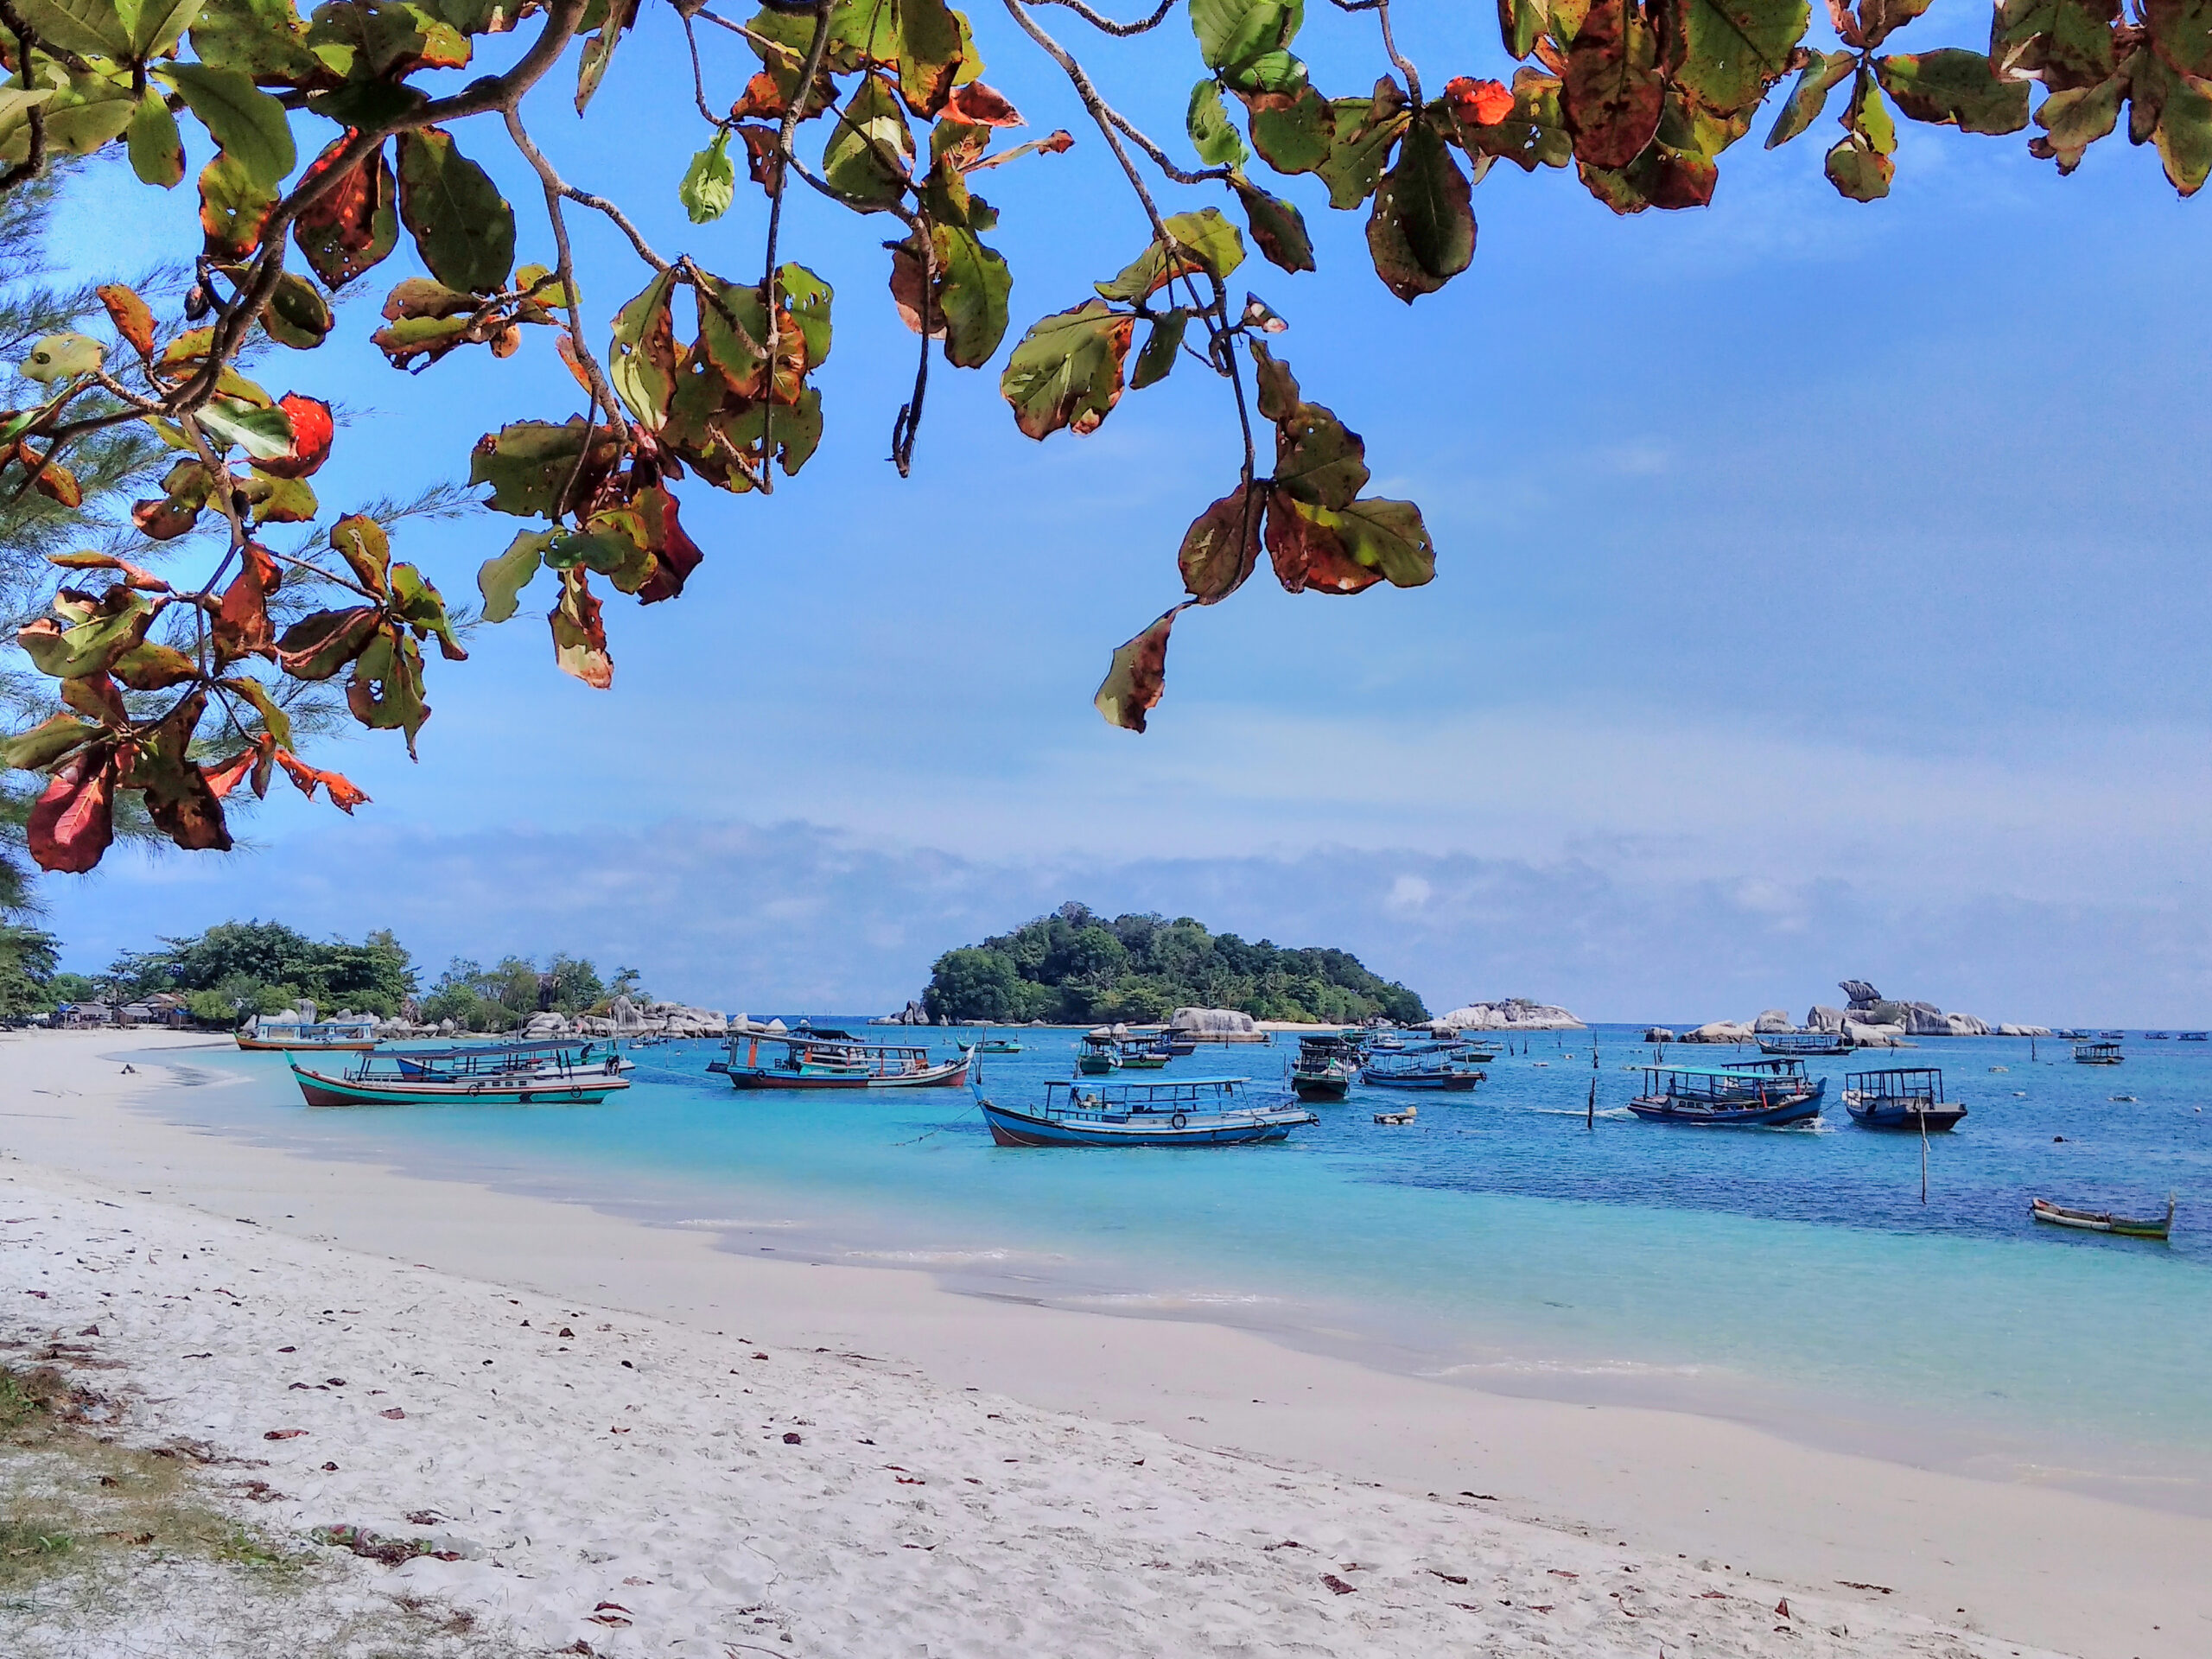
[1429,998,1585,1032]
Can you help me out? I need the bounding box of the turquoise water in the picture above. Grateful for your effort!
[149,1025,2212,1511]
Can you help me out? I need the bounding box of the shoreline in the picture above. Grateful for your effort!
[4,1031,2209,1657]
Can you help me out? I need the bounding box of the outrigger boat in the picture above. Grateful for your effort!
[709,1030,970,1090]
[1758,1031,1852,1056]
[2074,1039,2124,1065]
[289,1039,630,1108]
[1628,1059,1825,1127]
[1842,1067,1967,1132]
[1288,1034,1357,1102]
[237,1018,379,1052]
[2031,1195,2176,1240]
[976,1075,1317,1147]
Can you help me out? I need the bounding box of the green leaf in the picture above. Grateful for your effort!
[307,0,471,78]
[199,150,278,258]
[1178,487,1262,603]
[126,86,185,188]
[1365,118,1475,302]
[1764,48,1857,147]
[999,300,1135,440]
[779,262,835,366]
[1094,607,1181,732]
[721,387,824,478]
[130,0,207,54]
[1246,85,1333,174]
[238,469,318,524]
[1131,308,1188,389]
[1665,0,1809,122]
[1262,490,1430,594]
[609,269,679,429]
[1188,79,1250,167]
[1190,0,1303,75]
[10,0,132,59]
[194,397,296,461]
[2154,70,2212,194]
[1874,49,2031,135]
[346,626,430,754]
[1499,0,1545,58]
[41,70,137,158]
[1230,176,1314,272]
[22,332,105,383]
[396,126,516,295]
[1318,84,1414,208]
[264,270,334,348]
[2,714,102,772]
[1096,207,1246,301]
[822,72,913,212]
[897,0,969,118]
[479,529,553,623]
[1823,135,1893,198]
[1273,401,1370,510]
[680,130,736,223]
[1990,0,2117,94]
[390,562,467,661]
[934,229,1008,368]
[468,418,618,518]
[16,594,155,681]
[2030,73,2125,172]
[576,0,634,113]
[219,675,295,751]
[2146,0,2212,78]
[329,512,391,597]
[166,63,296,192]
[190,0,322,80]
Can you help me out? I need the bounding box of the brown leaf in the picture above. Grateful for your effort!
[1178,488,1263,604]
[1561,0,1666,169]
[1322,1573,1357,1594]
[98,285,156,359]
[946,81,1024,126]
[550,569,613,689]
[214,544,284,666]
[1094,606,1185,733]
[263,1429,308,1440]
[1262,489,1386,596]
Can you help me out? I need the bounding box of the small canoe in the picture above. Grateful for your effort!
[2031,1196,2175,1240]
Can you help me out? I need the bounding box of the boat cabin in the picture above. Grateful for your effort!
[1643,1063,1812,1104]
[1844,1067,1947,1106]
[1042,1077,1258,1121]
[2074,1040,2124,1065]
[363,1038,621,1081]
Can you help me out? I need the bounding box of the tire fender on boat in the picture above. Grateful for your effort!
[1171,1113,1187,1129]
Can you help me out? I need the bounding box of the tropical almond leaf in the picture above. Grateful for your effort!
[1366,118,1475,302]
[0,712,100,772]
[1188,79,1250,168]
[126,85,186,188]
[1273,401,1370,510]
[1179,487,1263,603]
[999,300,1135,440]
[1095,606,1185,732]
[1230,176,1314,272]
[480,528,555,623]
[167,62,296,192]
[397,126,515,294]
[1765,48,1858,147]
[1561,0,1667,169]
[26,748,117,874]
[1874,48,2032,135]
[294,133,401,289]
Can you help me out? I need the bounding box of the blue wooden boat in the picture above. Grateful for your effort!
[976,1076,1317,1147]
[1362,1051,1484,1091]
[709,1031,970,1090]
[1842,1066,1966,1131]
[1628,1059,1824,1127]
[1758,1031,1852,1056]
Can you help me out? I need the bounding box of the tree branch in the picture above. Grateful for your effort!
[1031,0,1176,35]
[1374,0,1422,110]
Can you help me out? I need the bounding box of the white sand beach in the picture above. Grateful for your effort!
[3,1031,2206,1658]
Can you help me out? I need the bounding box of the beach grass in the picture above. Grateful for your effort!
[0,1359,513,1657]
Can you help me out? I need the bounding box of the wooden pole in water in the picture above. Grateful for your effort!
[1587,1044,1598,1129]
[1920,1103,1929,1205]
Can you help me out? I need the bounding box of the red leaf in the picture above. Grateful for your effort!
[1262,489,1385,596]
[29,750,117,874]
[729,70,789,122]
[634,489,705,605]
[98,284,156,359]
[1445,76,1516,126]
[946,81,1024,127]
[202,739,268,801]
[255,394,335,480]
[292,132,398,289]
[275,749,372,813]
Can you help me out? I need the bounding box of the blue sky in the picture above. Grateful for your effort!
[29,2,2212,1022]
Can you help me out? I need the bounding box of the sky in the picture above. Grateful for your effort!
[23,2,2212,1023]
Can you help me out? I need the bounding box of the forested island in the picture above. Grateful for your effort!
[920,904,1427,1027]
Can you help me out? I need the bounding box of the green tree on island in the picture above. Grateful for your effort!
[923,901,1427,1025]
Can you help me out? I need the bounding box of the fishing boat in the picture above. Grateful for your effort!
[1758,1031,1852,1056]
[1118,1036,1173,1070]
[2182,1032,2209,1042]
[2147,1031,2171,1039]
[1076,1033,1122,1075]
[1842,1067,1967,1132]
[708,1031,971,1090]
[2074,1039,2124,1065]
[976,1037,1025,1054]
[1628,1059,1825,1127]
[2031,1195,2176,1240]
[1360,1052,1484,1091]
[976,1076,1317,1147]
[237,1018,379,1052]
[289,1040,631,1108]
[1288,1035,1357,1102]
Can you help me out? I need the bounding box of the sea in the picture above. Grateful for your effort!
[139,1023,2212,1516]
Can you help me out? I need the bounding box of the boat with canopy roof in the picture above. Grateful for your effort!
[1628,1058,1825,1127]
[237,1018,379,1052]
[975,1075,1317,1147]
[289,1039,631,1107]
[709,1028,971,1090]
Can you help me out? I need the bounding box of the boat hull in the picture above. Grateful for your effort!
[1627,1093,1822,1127]
[979,1101,1314,1147]
[1290,1072,1351,1102]
[715,1055,971,1090]
[2031,1198,2173,1239]
[1846,1102,1967,1132]
[292,1066,629,1108]
[1361,1071,1480,1091]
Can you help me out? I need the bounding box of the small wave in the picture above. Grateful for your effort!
[1423,1357,1709,1381]
[672,1217,803,1230]
[1061,1289,1285,1311]
[842,1247,1067,1266]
